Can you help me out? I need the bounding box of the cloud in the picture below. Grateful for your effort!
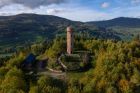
[0,0,67,9]
[46,8,64,15]
[54,7,110,22]
[0,4,66,16]
[0,4,33,15]
[131,0,140,4]
[101,2,110,8]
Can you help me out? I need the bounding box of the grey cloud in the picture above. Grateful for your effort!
[46,8,65,14]
[0,0,66,8]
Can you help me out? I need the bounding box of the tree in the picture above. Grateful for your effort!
[29,86,39,93]
[0,67,26,92]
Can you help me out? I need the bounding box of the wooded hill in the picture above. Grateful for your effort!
[1,14,140,55]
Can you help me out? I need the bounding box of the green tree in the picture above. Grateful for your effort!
[0,67,26,92]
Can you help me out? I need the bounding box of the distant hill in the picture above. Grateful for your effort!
[87,17,140,28]
[0,13,121,52]
[88,17,140,40]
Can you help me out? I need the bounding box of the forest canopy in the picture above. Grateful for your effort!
[0,35,140,93]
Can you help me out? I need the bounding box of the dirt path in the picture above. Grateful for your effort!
[58,56,67,70]
[38,71,66,79]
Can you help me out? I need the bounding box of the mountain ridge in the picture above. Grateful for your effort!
[87,17,140,28]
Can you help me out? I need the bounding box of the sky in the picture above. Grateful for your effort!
[0,0,140,22]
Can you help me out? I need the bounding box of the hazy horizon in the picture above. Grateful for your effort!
[0,13,140,22]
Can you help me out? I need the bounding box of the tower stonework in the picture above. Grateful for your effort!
[67,26,74,54]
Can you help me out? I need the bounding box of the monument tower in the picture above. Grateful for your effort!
[67,26,74,54]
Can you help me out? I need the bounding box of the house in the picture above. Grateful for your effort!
[22,53,36,70]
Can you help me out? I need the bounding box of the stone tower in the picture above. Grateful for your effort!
[67,26,74,54]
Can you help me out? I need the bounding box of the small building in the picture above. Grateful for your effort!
[22,53,36,70]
